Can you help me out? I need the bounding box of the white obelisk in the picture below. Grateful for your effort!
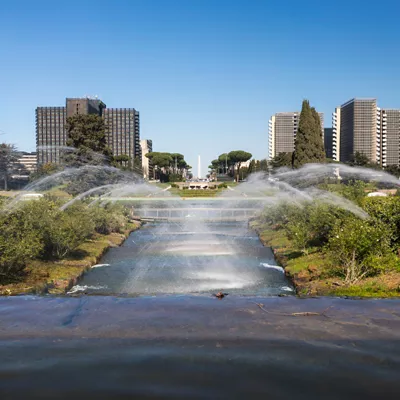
[197,155,201,179]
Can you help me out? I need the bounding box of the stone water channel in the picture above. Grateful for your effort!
[0,198,399,399]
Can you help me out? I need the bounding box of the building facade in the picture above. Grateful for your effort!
[18,152,37,173]
[324,128,333,159]
[268,111,324,159]
[332,107,341,161]
[104,108,140,163]
[140,139,153,179]
[339,98,378,164]
[36,97,140,169]
[36,107,66,164]
[332,98,400,167]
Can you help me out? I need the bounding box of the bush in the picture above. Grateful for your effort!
[362,197,400,247]
[0,197,130,282]
[218,183,227,189]
[0,213,43,283]
[90,203,127,235]
[327,217,395,283]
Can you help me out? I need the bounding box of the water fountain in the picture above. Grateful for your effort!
[4,156,399,297]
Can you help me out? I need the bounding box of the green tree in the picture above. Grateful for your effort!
[293,100,325,168]
[112,154,130,169]
[385,164,400,178]
[227,150,252,182]
[218,153,231,174]
[347,151,371,167]
[64,114,112,166]
[0,143,21,190]
[209,159,220,174]
[30,162,59,182]
[270,152,293,170]
[145,152,173,181]
[259,159,269,172]
[311,107,326,160]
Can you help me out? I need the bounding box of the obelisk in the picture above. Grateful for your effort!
[197,155,201,179]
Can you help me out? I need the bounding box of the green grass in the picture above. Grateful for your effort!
[167,188,225,197]
[285,251,329,274]
[331,282,400,298]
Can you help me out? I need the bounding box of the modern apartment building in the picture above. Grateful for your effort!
[140,139,153,179]
[36,97,140,168]
[339,98,378,163]
[332,107,341,161]
[268,111,324,159]
[332,98,400,166]
[379,109,400,167]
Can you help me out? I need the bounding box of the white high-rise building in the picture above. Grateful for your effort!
[268,111,324,160]
[332,107,341,161]
[140,139,153,179]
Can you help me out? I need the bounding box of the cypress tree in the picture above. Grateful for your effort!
[292,100,325,168]
[311,107,326,161]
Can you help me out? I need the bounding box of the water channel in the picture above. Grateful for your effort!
[1,199,399,399]
[73,221,293,296]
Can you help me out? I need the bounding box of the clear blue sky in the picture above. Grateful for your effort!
[1,0,400,176]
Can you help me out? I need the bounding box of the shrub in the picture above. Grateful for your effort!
[0,213,43,283]
[90,203,127,235]
[362,197,400,247]
[327,217,394,284]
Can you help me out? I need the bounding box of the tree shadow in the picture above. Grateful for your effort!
[285,250,304,260]
[66,249,90,261]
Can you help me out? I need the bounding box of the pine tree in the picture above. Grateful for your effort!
[292,100,325,168]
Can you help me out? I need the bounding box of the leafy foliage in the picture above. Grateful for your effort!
[270,153,293,170]
[261,191,400,285]
[227,150,252,182]
[64,114,112,166]
[292,100,325,168]
[0,143,22,190]
[327,217,395,283]
[30,163,60,182]
[0,197,130,283]
[145,152,190,182]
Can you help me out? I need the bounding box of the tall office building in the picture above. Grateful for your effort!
[104,108,140,162]
[36,97,140,169]
[36,107,66,164]
[268,111,324,159]
[140,139,153,179]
